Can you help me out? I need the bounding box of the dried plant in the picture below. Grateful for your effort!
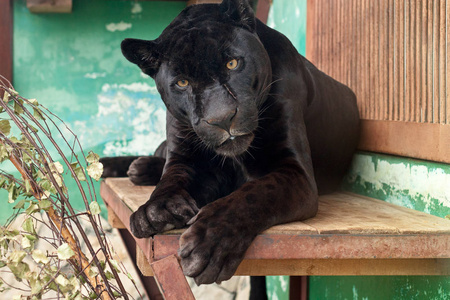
[0,75,142,299]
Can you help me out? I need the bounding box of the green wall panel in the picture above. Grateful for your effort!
[343,152,450,219]
[7,1,185,220]
[267,0,307,55]
[310,276,450,300]
[266,276,290,300]
[310,152,450,299]
[13,0,185,158]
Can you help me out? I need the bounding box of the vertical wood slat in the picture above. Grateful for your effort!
[447,0,450,124]
[421,1,428,122]
[426,0,434,122]
[405,0,412,122]
[438,0,446,123]
[306,0,449,125]
[0,0,13,84]
[414,0,421,122]
[433,0,439,123]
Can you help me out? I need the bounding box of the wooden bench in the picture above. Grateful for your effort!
[100,177,450,299]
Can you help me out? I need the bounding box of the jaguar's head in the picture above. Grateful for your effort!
[121,0,272,157]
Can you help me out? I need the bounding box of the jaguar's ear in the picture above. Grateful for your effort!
[121,38,161,78]
[220,0,255,32]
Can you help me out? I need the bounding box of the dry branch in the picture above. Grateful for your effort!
[0,76,137,299]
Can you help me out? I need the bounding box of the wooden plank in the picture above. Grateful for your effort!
[137,246,154,276]
[381,0,388,120]
[421,0,428,122]
[438,0,446,124]
[138,256,450,276]
[303,193,450,234]
[26,0,72,13]
[100,178,450,278]
[447,0,450,124]
[104,178,450,236]
[234,258,450,276]
[0,0,13,84]
[306,0,450,151]
[372,1,379,120]
[405,0,412,122]
[432,0,440,123]
[150,255,195,300]
[152,233,450,261]
[105,177,155,212]
[426,0,434,122]
[415,0,422,122]
[388,0,395,120]
[106,204,126,229]
[356,0,363,117]
[359,119,450,164]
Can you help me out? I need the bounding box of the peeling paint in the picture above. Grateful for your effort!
[131,3,143,14]
[352,285,358,300]
[84,72,106,79]
[279,276,288,292]
[102,82,158,93]
[343,152,450,218]
[94,84,166,156]
[140,71,150,79]
[266,276,289,300]
[106,21,132,32]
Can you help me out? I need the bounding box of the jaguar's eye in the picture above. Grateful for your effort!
[226,59,238,70]
[177,79,189,87]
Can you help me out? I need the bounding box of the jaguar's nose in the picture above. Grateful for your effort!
[205,108,238,132]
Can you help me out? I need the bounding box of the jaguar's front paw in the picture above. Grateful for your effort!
[127,156,165,186]
[129,190,199,238]
[178,202,255,285]
[100,156,140,178]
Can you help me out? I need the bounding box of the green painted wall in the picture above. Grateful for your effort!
[343,152,450,219]
[13,0,183,157]
[6,0,185,220]
[310,152,450,300]
[309,276,450,300]
[267,0,307,55]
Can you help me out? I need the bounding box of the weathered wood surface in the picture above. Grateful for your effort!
[150,255,195,300]
[0,0,12,83]
[101,177,450,276]
[358,120,450,164]
[306,0,450,164]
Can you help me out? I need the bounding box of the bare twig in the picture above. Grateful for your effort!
[0,82,139,299]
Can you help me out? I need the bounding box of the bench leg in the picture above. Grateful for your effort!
[150,254,196,300]
[290,276,308,300]
[118,229,163,300]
